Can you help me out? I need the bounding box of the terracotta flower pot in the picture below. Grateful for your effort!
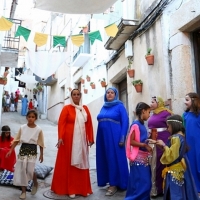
[90,84,96,89]
[101,81,107,87]
[0,78,7,85]
[86,77,91,82]
[145,55,154,65]
[84,89,88,94]
[81,79,85,84]
[134,84,143,93]
[127,69,135,78]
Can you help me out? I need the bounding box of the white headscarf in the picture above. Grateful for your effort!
[70,92,89,169]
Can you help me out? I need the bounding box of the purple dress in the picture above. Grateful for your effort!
[148,110,171,195]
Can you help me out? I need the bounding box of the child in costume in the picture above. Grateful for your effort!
[125,102,152,200]
[6,110,44,199]
[0,125,16,171]
[156,114,199,200]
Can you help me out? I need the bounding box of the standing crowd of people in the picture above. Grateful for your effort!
[1,88,200,200]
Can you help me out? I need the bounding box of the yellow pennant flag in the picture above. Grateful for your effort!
[0,17,13,31]
[71,34,84,47]
[104,23,118,37]
[33,32,48,47]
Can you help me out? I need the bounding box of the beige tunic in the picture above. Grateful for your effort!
[13,124,44,186]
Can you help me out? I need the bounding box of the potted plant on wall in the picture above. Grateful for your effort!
[90,82,96,89]
[99,78,107,87]
[33,88,38,94]
[83,85,88,94]
[145,48,154,65]
[132,79,143,93]
[127,58,135,78]
[86,75,91,82]
[0,77,7,85]
[67,87,72,92]
[37,84,43,92]
[81,77,85,84]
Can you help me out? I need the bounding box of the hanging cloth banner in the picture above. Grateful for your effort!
[53,36,66,47]
[71,34,84,47]
[104,23,118,37]
[0,17,13,31]
[25,50,69,79]
[33,32,48,47]
[15,26,31,41]
[88,30,102,45]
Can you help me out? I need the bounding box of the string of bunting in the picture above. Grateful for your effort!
[0,16,119,47]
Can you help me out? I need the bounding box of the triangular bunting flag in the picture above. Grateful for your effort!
[0,17,13,31]
[53,36,66,47]
[15,26,31,41]
[104,23,118,37]
[88,30,102,45]
[33,32,48,47]
[71,34,84,47]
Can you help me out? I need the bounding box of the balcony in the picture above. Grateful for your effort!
[71,34,92,67]
[0,18,21,67]
[104,19,139,50]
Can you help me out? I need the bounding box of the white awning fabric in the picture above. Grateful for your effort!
[25,50,69,79]
[35,0,117,14]
[15,74,38,84]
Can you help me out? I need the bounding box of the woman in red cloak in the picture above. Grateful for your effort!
[51,89,94,198]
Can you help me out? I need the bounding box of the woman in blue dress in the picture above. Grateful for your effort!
[125,102,152,200]
[21,95,28,116]
[156,114,199,200]
[96,87,129,196]
[183,92,200,195]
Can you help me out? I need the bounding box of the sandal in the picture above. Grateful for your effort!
[105,187,118,196]
[19,192,26,199]
[31,183,38,195]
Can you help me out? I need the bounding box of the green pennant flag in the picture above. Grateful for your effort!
[15,26,31,41]
[53,36,66,47]
[88,30,102,45]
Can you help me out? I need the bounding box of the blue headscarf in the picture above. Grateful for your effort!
[103,87,123,107]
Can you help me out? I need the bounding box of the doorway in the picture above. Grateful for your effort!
[118,78,128,112]
[193,30,200,95]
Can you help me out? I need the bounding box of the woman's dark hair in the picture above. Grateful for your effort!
[185,92,200,115]
[135,102,150,124]
[25,95,28,98]
[71,89,81,97]
[26,109,38,119]
[166,115,185,135]
[1,125,11,142]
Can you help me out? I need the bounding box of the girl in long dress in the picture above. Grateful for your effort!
[0,125,16,172]
[51,89,94,198]
[183,92,200,195]
[125,102,152,200]
[6,110,44,200]
[156,114,199,200]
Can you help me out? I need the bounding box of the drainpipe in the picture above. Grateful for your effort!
[10,0,18,18]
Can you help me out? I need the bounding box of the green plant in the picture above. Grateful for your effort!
[132,79,143,86]
[0,77,7,81]
[86,75,90,78]
[146,48,152,56]
[99,78,106,82]
[126,58,132,70]
[37,84,43,91]
[90,82,95,85]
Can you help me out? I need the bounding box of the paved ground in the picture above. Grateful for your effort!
[0,106,163,200]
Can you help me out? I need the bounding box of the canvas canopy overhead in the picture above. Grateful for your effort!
[25,50,69,79]
[15,74,38,84]
[35,0,117,14]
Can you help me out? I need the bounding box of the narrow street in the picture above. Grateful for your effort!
[0,106,162,200]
